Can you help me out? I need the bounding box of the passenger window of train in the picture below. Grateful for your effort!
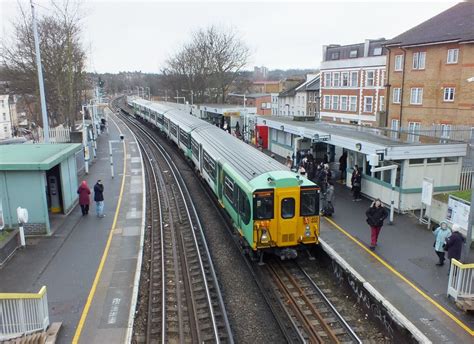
[281,198,295,219]
[191,139,199,158]
[224,176,234,205]
[253,192,274,220]
[240,194,251,225]
[300,188,319,216]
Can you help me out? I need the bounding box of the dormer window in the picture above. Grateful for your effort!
[331,52,340,60]
[349,50,358,58]
[373,47,382,56]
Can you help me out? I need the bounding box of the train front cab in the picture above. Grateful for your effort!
[252,184,320,259]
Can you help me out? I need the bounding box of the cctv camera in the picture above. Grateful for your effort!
[120,134,124,141]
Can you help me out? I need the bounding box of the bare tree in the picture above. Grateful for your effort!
[1,0,86,128]
[163,25,250,103]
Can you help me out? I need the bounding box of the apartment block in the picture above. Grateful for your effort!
[384,2,474,134]
[0,94,13,140]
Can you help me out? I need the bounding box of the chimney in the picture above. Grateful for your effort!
[364,39,370,57]
[322,45,328,62]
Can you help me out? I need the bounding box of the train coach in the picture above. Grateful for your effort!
[128,97,321,260]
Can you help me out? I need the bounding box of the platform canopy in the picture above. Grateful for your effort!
[0,143,82,171]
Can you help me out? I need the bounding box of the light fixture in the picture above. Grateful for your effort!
[355,143,362,151]
[280,125,284,131]
[263,120,267,125]
[261,229,269,243]
[305,225,311,237]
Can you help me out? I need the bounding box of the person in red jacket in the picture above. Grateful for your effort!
[77,180,91,216]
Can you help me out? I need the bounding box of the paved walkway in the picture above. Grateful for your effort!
[0,113,144,344]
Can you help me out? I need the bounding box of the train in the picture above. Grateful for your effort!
[126,97,321,260]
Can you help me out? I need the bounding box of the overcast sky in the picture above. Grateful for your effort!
[1,0,457,73]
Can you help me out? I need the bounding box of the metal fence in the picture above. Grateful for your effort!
[447,259,474,304]
[0,286,49,341]
[35,127,71,143]
[460,167,473,191]
[407,124,474,143]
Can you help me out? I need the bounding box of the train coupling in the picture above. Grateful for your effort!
[278,248,298,260]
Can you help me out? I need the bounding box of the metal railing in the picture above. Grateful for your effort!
[460,167,473,191]
[0,286,49,341]
[447,259,474,302]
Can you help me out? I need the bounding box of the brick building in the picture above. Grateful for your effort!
[251,80,282,93]
[384,2,474,135]
[228,93,272,115]
[319,39,387,125]
[0,94,13,140]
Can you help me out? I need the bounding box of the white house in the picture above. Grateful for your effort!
[277,74,319,117]
[0,95,13,140]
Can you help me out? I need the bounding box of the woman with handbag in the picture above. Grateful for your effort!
[432,221,451,266]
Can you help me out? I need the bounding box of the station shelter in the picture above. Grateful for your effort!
[256,116,468,212]
[0,143,82,235]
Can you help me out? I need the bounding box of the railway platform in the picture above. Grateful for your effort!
[0,112,144,344]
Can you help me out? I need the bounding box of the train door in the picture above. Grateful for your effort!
[217,162,224,202]
[199,143,203,172]
[275,187,298,246]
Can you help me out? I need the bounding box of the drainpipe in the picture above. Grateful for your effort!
[399,47,407,130]
[293,136,304,169]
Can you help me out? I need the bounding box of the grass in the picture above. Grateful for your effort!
[0,229,14,243]
[433,190,472,203]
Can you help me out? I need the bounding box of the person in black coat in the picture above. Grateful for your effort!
[94,180,105,218]
[351,166,362,201]
[445,224,465,264]
[366,199,388,249]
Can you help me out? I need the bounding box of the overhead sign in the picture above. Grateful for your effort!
[421,177,434,206]
[312,134,330,143]
[446,196,470,231]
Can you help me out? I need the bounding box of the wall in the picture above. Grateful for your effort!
[0,171,49,234]
[60,155,79,214]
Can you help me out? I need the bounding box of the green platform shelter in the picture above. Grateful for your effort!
[0,143,82,235]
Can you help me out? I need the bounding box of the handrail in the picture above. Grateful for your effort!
[450,259,474,269]
[0,286,47,300]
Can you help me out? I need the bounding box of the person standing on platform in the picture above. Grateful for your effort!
[351,166,362,201]
[365,199,388,250]
[432,221,451,266]
[94,180,105,218]
[444,224,465,268]
[77,180,91,216]
[285,155,293,169]
[339,151,347,182]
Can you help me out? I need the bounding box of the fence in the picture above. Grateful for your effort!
[404,124,474,143]
[36,127,70,143]
[459,167,473,191]
[0,286,49,341]
[447,259,474,304]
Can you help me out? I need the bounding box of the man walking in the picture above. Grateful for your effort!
[94,180,105,218]
[366,199,388,249]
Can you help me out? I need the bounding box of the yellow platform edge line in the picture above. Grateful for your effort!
[324,217,474,336]
[72,115,128,344]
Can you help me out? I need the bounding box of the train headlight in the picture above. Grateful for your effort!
[305,225,311,237]
[261,229,269,243]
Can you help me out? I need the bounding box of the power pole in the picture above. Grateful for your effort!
[31,0,49,143]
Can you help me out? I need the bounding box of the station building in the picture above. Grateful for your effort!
[0,143,82,235]
[257,116,467,211]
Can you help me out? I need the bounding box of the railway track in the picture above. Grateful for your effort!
[112,97,369,344]
[111,100,233,343]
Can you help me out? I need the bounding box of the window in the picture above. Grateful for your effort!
[224,176,235,205]
[443,87,455,102]
[170,122,178,136]
[444,157,458,163]
[308,93,313,102]
[191,138,199,159]
[365,71,375,86]
[412,52,426,69]
[323,95,331,110]
[427,157,442,164]
[363,96,373,112]
[394,55,403,71]
[340,96,348,111]
[349,96,357,112]
[441,124,452,138]
[341,72,349,87]
[324,72,331,87]
[281,198,295,219]
[350,71,358,87]
[332,72,340,87]
[300,187,319,216]
[203,150,216,181]
[179,128,190,149]
[410,88,423,105]
[447,49,459,64]
[331,51,340,60]
[391,119,399,131]
[408,121,421,133]
[373,47,382,56]
[350,50,358,58]
[393,88,401,103]
[0,100,3,107]
[379,96,385,112]
[2,113,6,121]
[238,191,251,225]
[332,95,339,110]
[253,190,274,220]
[409,158,424,165]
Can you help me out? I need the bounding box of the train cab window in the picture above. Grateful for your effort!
[300,188,319,216]
[253,191,274,220]
[281,198,295,219]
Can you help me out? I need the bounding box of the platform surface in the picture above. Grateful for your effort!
[0,112,144,344]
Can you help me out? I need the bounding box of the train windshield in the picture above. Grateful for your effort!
[253,190,274,220]
[300,187,319,216]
